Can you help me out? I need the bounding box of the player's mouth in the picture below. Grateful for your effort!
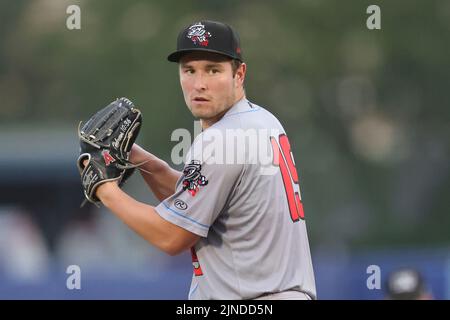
[192,96,210,103]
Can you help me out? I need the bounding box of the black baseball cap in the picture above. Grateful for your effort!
[167,20,243,63]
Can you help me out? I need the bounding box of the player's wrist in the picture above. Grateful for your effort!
[96,180,120,203]
[129,143,147,164]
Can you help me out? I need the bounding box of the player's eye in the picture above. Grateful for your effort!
[209,69,220,74]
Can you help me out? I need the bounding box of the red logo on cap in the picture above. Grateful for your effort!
[187,22,211,47]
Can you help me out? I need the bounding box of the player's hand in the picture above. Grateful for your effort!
[80,157,118,200]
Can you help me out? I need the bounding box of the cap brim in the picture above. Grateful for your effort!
[167,48,242,62]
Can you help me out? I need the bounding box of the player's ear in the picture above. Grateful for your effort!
[235,63,246,85]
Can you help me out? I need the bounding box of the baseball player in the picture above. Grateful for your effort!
[92,20,317,300]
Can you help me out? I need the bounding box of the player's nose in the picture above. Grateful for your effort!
[193,72,207,91]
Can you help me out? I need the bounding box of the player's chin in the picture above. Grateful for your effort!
[189,103,213,117]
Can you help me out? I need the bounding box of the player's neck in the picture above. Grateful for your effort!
[201,93,246,130]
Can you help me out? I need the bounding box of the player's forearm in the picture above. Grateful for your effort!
[130,144,182,201]
[96,181,178,254]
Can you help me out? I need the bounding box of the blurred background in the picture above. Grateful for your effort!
[0,0,449,299]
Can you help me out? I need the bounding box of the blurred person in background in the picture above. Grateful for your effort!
[0,207,49,283]
[385,267,433,300]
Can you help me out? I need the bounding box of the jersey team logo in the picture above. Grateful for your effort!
[187,22,211,47]
[182,160,208,196]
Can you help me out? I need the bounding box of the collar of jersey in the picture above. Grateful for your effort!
[222,98,259,118]
[200,98,260,134]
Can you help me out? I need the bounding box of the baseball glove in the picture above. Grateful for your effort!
[77,97,143,205]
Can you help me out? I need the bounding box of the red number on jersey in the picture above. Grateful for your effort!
[190,247,203,276]
[270,134,305,222]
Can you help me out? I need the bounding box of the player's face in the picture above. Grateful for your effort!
[179,52,245,128]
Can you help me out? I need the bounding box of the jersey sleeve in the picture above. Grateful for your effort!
[155,136,244,237]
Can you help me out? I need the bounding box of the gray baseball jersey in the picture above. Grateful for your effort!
[155,98,316,300]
